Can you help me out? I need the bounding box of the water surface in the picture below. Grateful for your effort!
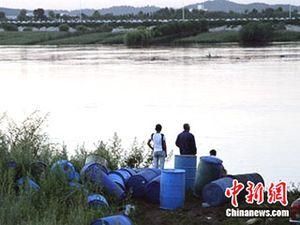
[0,43,299,185]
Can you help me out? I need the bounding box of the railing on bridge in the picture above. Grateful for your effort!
[0,17,299,25]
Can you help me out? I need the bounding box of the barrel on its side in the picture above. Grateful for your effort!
[81,163,126,200]
[80,162,108,183]
[108,172,126,190]
[17,177,40,192]
[202,176,234,207]
[88,194,109,208]
[91,215,133,225]
[175,155,197,191]
[108,168,136,190]
[160,169,185,210]
[228,173,264,199]
[145,176,160,204]
[119,168,136,181]
[85,154,108,168]
[127,168,161,198]
[194,156,223,197]
[51,160,76,181]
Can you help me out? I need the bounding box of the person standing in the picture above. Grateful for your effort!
[175,123,197,155]
[147,124,167,169]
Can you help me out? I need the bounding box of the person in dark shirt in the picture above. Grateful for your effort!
[175,123,197,155]
[209,149,227,177]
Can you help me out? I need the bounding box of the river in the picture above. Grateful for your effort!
[0,43,299,185]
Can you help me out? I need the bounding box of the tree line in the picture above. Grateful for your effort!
[0,6,299,22]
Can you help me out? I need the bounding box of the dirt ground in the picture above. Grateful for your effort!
[132,193,291,225]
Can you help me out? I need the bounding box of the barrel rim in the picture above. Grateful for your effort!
[119,168,136,176]
[108,171,126,183]
[162,169,185,174]
[175,155,197,158]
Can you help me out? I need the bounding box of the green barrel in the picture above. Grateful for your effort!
[194,156,223,197]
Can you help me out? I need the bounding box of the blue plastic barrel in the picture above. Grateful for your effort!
[145,176,160,204]
[109,168,137,190]
[119,168,136,182]
[80,163,109,183]
[91,215,133,225]
[202,176,234,207]
[160,169,185,210]
[17,177,40,192]
[227,173,264,199]
[51,160,76,181]
[194,156,223,197]
[69,181,81,189]
[88,194,109,208]
[108,172,126,190]
[127,168,161,198]
[175,155,197,191]
[80,164,126,200]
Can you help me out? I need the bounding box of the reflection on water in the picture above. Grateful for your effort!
[0,43,299,185]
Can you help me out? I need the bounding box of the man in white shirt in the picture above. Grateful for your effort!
[147,124,167,169]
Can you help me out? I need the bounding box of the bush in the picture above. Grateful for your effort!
[59,24,69,32]
[153,21,208,38]
[1,23,18,31]
[239,22,274,45]
[76,25,89,33]
[124,29,153,46]
[0,112,157,224]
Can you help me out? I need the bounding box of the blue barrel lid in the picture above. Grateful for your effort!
[88,194,109,207]
[162,169,185,174]
[200,156,223,165]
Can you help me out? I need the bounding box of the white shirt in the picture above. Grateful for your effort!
[152,133,166,152]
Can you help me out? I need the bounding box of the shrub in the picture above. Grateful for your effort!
[153,21,208,38]
[76,25,89,33]
[124,29,153,46]
[1,23,18,31]
[239,22,274,45]
[59,24,69,32]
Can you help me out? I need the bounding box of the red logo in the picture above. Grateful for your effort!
[225,179,245,207]
[225,179,288,207]
[267,181,288,206]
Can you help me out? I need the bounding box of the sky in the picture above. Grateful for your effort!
[0,0,299,10]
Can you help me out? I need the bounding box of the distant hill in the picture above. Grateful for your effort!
[1,0,300,18]
[0,7,22,16]
[186,0,300,13]
[0,5,160,17]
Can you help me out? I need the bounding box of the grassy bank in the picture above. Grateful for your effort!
[0,31,125,45]
[0,30,299,46]
[0,114,299,225]
[175,30,300,44]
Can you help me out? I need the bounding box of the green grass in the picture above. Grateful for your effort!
[273,30,300,42]
[0,114,299,225]
[175,31,240,44]
[0,30,299,45]
[42,32,124,45]
[174,30,300,44]
[0,32,70,45]
[0,31,125,45]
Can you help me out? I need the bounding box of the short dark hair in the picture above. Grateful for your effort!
[210,149,217,156]
[183,123,190,131]
[155,124,162,132]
